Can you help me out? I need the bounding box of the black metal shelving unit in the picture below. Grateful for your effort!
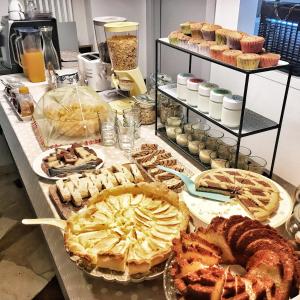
[155,38,292,178]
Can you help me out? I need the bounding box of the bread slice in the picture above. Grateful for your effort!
[112,164,134,182]
[129,164,144,183]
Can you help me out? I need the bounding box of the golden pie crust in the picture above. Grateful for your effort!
[64,182,189,274]
[195,168,280,221]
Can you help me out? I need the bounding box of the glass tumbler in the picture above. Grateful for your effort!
[246,156,267,174]
[192,123,210,141]
[217,137,237,160]
[229,146,251,169]
[99,112,117,146]
[210,152,230,169]
[206,129,224,150]
[117,120,135,152]
[122,105,141,139]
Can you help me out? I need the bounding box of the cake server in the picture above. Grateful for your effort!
[22,218,66,230]
[156,165,230,202]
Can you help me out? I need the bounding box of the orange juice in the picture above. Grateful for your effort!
[20,54,28,77]
[23,50,45,82]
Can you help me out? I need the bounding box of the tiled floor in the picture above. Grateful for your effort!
[0,164,64,299]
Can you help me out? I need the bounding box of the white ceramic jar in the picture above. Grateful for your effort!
[186,78,204,107]
[198,82,218,113]
[221,95,243,128]
[209,88,232,120]
[177,73,194,101]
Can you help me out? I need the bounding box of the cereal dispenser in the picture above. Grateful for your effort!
[104,21,146,96]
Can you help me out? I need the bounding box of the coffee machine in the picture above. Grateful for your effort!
[0,16,61,73]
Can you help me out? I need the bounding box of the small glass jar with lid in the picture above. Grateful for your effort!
[198,82,218,113]
[177,73,194,101]
[160,99,183,124]
[135,95,155,125]
[221,95,243,128]
[209,88,231,120]
[186,78,204,108]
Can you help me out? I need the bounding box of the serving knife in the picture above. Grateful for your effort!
[48,161,100,177]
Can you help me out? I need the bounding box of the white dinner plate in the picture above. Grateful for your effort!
[32,145,104,181]
[181,173,293,229]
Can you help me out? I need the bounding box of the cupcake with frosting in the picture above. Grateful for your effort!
[201,24,222,41]
[215,29,232,45]
[222,50,242,66]
[259,53,281,68]
[240,35,265,53]
[226,31,245,50]
[237,53,260,70]
[168,31,181,44]
[190,22,205,38]
[180,21,196,36]
[198,41,217,56]
[178,34,191,49]
[188,37,203,52]
[210,45,229,60]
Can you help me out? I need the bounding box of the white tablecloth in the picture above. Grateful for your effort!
[0,76,200,300]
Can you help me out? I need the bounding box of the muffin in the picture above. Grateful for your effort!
[210,45,230,60]
[226,31,244,50]
[180,21,196,36]
[222,50,242,66]
[201,24,222,41]
[178,34,191,48]
[191,22,205,38]
[168,31,181,44]
[187,37,203,52]
[237,53,260,70]
[215,29,232,45]
[240,35,265,53]
[198,41,217,56]
[259,53,281,68]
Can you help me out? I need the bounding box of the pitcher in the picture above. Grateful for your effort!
[14,28,45,82]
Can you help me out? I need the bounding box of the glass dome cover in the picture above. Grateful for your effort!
[33,86,111,147]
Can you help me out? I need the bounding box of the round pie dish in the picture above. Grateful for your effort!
[181,168,293,228]
[64,182,190,281]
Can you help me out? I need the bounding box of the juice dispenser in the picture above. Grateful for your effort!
[104,21,146,96]
[14,28,45,82]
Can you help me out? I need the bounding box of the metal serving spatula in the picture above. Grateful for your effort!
[156,165,230,203]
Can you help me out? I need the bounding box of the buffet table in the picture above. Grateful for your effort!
[0,76,200,300]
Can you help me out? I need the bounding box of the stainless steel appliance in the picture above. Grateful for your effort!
[0,16,61,74]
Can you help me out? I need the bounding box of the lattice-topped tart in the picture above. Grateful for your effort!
[64,182,189,275]
[195,169,280,221]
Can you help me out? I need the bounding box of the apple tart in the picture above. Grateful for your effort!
[64,182,189,275]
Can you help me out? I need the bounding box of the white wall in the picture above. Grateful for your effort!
[160,0,213,82]
[72,0,90,46]
[0,0,9,18]
[212,0,300,186]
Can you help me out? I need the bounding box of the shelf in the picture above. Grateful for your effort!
[158,84,279,138]
[157,127,271,177]
[158,38,289,75]
[157,127,209,170]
